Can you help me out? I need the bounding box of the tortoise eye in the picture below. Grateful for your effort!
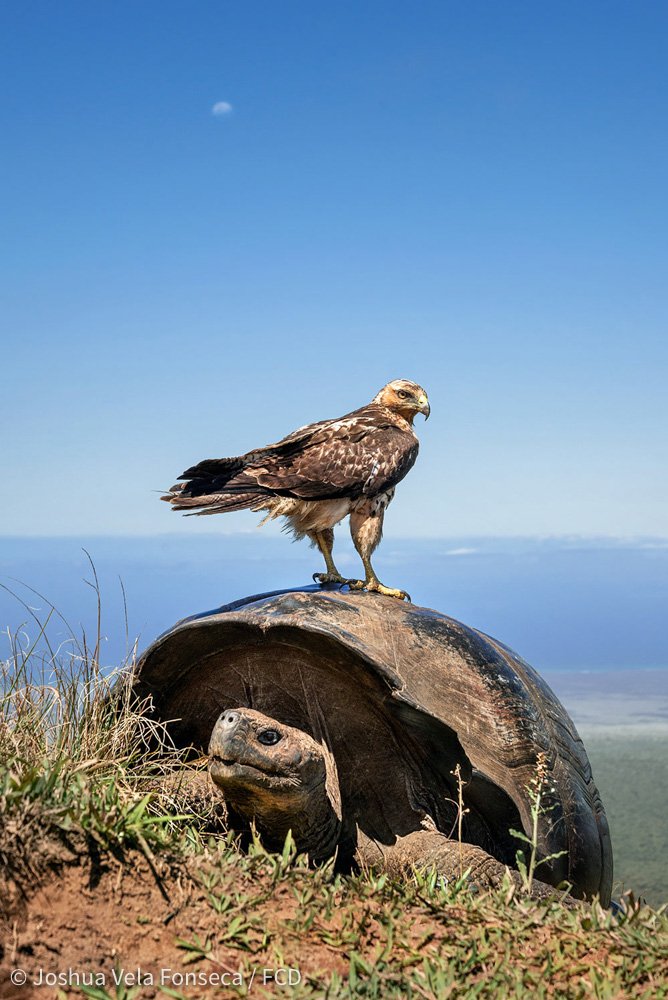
[258,729,281,746]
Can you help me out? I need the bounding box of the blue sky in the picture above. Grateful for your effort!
[2,1,666,537]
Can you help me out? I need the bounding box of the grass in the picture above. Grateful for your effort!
[0,570,215,882]
[1,585,668,998]
[585,733,668,908]
[509,750,567,894]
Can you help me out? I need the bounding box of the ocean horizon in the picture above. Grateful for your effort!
[2,533,666,674]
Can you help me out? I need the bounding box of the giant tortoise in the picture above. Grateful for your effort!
[134,586,612,903]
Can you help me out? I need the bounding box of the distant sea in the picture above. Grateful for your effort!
[1,534,666,673]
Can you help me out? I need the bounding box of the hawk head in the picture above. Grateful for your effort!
[374,379,430,424]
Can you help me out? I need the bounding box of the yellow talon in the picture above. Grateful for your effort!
[347,578,411,602]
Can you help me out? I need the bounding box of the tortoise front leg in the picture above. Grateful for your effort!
[356,830,560,900]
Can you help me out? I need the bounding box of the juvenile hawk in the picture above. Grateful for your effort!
[162,379,430,600]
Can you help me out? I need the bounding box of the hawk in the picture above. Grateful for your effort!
[161,379,430,600]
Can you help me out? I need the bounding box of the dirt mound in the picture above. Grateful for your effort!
[1,845,666,999]
[0,852,347,999]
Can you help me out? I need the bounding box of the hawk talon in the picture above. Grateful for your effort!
[313,572,352,586]
[348,578,411,602]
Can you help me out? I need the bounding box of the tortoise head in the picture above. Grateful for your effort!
[208,707,342,861]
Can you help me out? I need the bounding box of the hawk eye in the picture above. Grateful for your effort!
[258,729,281,746]
[397,390,408,399]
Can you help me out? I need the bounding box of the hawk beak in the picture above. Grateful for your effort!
[417,395,430,420]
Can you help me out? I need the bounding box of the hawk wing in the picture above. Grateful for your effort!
[177,405,419,502]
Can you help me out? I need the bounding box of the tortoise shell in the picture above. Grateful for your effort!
[133,585,612,902]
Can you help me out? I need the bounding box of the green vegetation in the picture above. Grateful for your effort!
[1,599,667,998]
[0,610,204,882]
[586,732,668,908]
[509,750,567,894]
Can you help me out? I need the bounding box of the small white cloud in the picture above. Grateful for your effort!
[211,101,233,117]
[442,547,478,557]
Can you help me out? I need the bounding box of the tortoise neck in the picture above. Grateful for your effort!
[285,742,342,862]
[251,776,341,863]
[292,785,342,862]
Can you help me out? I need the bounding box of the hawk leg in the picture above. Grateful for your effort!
[348,510,411,602]
[311,529,349,586]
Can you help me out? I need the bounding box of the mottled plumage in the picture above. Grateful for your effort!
[162,379,430,599]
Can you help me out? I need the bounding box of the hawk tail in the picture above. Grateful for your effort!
[161,487,265,517]
[163,454,259,506]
